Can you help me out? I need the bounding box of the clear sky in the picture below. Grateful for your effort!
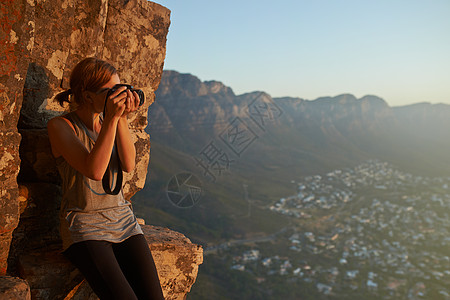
[151,0,450,107]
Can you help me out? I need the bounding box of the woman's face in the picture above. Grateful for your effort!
[88,73,120,113]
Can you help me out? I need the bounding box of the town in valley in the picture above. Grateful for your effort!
[206,160,450,299]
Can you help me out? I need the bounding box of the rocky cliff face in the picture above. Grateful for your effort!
[149,71,396,147]
[148,71,242,153]
[0,0,202,299]
[151,71,396,138]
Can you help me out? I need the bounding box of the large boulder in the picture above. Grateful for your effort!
[17,225,203,300]
[0,276,31,300]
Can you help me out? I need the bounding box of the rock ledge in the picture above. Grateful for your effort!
[15,225,202,300]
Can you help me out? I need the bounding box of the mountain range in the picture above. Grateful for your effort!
[148,70,450,178]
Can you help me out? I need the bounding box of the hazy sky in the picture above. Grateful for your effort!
[152,0,450,107]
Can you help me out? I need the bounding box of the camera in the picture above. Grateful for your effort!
[106,84,145,106]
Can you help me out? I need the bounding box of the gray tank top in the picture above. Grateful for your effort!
[57,112,143,250]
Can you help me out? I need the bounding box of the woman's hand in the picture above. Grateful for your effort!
[121,90,140,118]
[104,87,139,119]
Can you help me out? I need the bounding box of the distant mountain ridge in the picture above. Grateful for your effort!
[148,70,450,177]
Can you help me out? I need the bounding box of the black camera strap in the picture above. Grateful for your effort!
[101,89,123,195]
[102,141,123,195]
[99,106,123,195]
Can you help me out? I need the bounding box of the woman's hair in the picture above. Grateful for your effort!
[54,57,117,106]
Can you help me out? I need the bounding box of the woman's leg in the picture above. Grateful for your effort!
[112,234,165,300]
[63,240,138,300]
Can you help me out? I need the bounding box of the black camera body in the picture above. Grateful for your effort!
[106,84,145,106]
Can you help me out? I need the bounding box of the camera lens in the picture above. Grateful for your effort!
[132,89,145,106]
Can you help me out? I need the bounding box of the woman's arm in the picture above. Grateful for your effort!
[115,117,136,172]
[115,89,139,172]
[47,116,120,181]
[47,87,128,180]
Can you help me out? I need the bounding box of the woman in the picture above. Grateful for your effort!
[47,57,164,300]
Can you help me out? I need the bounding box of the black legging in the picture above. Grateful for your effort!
[63,234,164,300]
